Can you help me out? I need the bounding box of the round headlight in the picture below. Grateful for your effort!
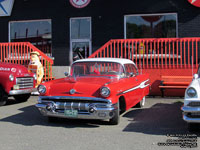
[33,74,37,80]
[9,74,14,81]
[100,87,110,97]
[187,87,197,98]
[37,85,46,94]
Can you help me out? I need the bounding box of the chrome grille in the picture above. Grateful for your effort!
[16,77,34,89]
[186,112,200,118]
[39,96,111,112]
[187,102,200,107]
[56,102,88,111]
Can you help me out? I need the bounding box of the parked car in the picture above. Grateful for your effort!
[0,62,37,106]
[182,65,200,131]
[36,58,150,125]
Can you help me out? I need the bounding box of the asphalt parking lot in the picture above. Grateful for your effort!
[0,96,199,150]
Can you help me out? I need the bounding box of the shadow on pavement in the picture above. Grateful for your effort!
[0,104,108,128]
[123,101,200,135]
[2,100,200,133]
[5,98,24,106]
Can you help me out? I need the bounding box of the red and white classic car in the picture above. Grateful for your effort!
[182,64,200,131]
[36,58,150,125]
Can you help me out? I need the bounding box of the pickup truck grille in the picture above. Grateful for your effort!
[16,77,34,89]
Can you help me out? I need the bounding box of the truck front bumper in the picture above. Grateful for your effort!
[181,106,200,123]
[35,96,117,120]
[9,88,37,95]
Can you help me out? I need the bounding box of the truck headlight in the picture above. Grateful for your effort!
[9,74,14,81]
[100,87,110,97]
[187,87,197,98]
[37,85,46,94]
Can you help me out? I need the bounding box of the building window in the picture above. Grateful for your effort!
[9,19,52,55]
[124,13,177,39]
[70,17,91,39]
[70,17,92,63]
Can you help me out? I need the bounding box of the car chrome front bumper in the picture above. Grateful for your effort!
[35,96,117,120]
[9,88,37,95]
[181,106,200,123]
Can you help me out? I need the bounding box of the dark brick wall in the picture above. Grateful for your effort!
[0,0,199,65]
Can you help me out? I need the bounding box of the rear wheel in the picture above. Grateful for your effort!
[14,94,31,102]
[109,102,120,125]
[0,86,8,106]
[135,96,145,108]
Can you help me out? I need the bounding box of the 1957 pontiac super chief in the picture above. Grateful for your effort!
[36,58,150,125]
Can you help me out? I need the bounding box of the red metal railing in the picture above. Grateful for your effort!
[89,38,200,69]
[0,42,54,81]
[89,38,200,96]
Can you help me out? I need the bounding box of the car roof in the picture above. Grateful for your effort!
[73,58,135,65]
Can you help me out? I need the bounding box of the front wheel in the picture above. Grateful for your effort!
[14,94,31,102]
[0,86,8,106]
[109,102,120,125]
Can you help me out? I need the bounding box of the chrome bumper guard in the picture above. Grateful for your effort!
[9,88,37,95]
[181,106,200,123]
[36,96,117,120]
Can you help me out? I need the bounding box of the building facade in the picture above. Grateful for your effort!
[0,0,199,66]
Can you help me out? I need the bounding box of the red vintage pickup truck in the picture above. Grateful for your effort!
[0,62,37,106]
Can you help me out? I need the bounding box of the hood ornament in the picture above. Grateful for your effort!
[70,89,76,95]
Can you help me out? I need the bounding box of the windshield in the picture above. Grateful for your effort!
[71,62,125,78]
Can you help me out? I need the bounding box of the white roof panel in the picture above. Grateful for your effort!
[73,58,135,65]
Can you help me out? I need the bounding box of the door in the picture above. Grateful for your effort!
[70,17,92,63]
[123,63,141,109]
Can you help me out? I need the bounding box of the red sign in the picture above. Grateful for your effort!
[69,0,91,8]
[188,0,200,7]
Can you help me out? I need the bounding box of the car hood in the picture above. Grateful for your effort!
[0,62,29,74]
[47,76,118,97]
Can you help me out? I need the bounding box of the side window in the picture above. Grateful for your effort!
[124,64,130,77]
[124,64,138,77]
[132,65,139,75]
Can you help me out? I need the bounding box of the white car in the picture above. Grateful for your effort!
[182,66,200,131]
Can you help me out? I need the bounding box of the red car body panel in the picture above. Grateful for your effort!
[40,72,149,110]
[0,62,36,94]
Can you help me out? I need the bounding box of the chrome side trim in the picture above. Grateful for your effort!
[117,79,150,95]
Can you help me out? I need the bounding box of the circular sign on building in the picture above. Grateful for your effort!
[69,0,91,8]
[188,0,200,7]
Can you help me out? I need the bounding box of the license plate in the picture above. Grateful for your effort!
[64,110,78,117]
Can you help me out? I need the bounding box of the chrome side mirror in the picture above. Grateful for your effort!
[64,72,69,77]
[129,72,134,77]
